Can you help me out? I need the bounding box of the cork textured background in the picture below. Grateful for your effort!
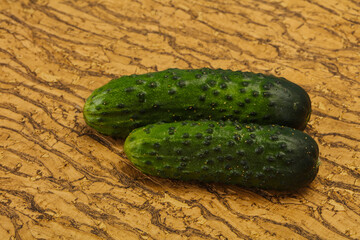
[0,0,359,239]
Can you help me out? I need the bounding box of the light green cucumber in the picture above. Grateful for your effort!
[84,68,311,138]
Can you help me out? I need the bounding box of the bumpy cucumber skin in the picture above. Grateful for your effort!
[84,68,311,138]
[124,121,319,191]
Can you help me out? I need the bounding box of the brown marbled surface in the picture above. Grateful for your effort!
[0,0,359,239]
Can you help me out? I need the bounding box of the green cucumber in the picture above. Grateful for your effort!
[124,120,319,190]
[84,68,311,138]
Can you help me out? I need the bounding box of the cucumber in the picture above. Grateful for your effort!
[84,68,311,138]
[124,120,319,190]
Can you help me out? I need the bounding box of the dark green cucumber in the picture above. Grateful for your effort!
[84,68,311,138]
[124,120,319,190]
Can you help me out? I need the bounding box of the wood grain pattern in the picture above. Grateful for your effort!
[0,0,359,239]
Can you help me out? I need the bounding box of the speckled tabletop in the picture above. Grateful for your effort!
[0,0,359,239]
